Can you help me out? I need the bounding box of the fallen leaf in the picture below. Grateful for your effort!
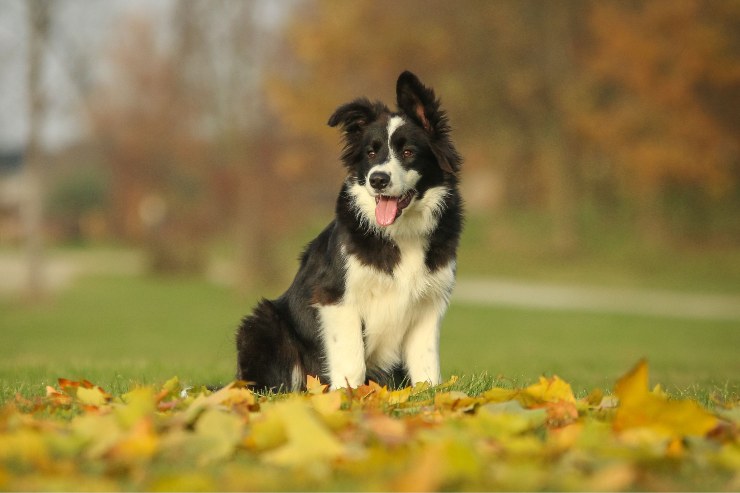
[262,398,345,467]
[110,418,158,464]
[194,408,245,464]
[521,375,576,406]
[306,375,328,395]
[614,360,719,439]
[365,413,408,446]
[117,386,156,429]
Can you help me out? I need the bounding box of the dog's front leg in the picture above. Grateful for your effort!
[317,303,366,390]
[403,307,443,386]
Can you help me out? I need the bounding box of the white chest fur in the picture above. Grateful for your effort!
[347,240,454,359]
[317,235,455,388]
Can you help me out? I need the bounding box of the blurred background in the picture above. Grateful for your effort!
[1,0,739,393]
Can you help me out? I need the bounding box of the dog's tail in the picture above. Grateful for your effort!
[235,299,306,392]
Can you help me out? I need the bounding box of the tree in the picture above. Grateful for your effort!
[90,14,213,273]
[267,0,585,251]
[579,0,740,240]
[23,0,51,300]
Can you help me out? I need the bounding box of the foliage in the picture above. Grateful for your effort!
[267,0,740,248]
[1,361,738,491]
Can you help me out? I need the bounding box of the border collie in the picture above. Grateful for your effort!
[236,71,463,391]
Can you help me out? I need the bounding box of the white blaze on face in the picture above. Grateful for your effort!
[366,115,420,227]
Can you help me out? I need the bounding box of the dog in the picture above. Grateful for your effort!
[236,71,463,391]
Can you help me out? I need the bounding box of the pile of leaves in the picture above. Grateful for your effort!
[1,360,739,491]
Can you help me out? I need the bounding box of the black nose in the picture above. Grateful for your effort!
[369,171,391,191]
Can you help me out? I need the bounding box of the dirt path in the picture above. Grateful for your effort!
[1,250,738,321]
[0,249,143,296]
[454,278,740,321]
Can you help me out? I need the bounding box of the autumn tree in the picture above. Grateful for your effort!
[579,0,740,241]
[90,14,213,273]
[269,0,740,250]
[267,1,588,252]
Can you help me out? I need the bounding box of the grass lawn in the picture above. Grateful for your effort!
[1,274,738,403]
[442,303,740,399]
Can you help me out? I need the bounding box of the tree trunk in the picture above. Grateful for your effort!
[23,0,51,301]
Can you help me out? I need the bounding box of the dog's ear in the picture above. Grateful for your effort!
[396,71,438,134]
[327,98,386,135]
[397,71,459,174]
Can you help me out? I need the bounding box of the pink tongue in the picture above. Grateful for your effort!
[375,196,399,227]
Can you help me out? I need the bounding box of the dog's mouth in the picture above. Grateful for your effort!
[374,190,415,227]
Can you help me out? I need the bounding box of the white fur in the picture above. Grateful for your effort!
[386,115,405,142]
[365,116,419,198]
[348,181,451,239]
[317,301,366,388]
[290,364,304,392]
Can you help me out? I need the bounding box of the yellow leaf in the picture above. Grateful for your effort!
[387,386,412,405]
[481,387,519,403]
[522,375,576,406]
[262,399,344,467]
[245,405,287,452]
[0,430,49,468]
[194,409,244,464]
[72,414,122,459]
[477,401,547,438]
[111,418,158,463]
[306,375,328,395]
[76,385,110,407]
[434,391,481,412]
[614,360,718,439]
[118,386,156,429]
[311,391,342,416]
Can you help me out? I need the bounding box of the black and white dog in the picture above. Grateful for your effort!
[236,71,463,391]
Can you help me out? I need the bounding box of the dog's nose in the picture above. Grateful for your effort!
[369,171,391,191]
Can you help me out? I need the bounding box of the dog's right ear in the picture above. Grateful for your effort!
[327,98,387,135]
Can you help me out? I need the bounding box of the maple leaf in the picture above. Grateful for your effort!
[613,360,719,439]
[45,386,72,407]
[482,375,576,414]
[56,378,111,408]
[306,375,328,395]
[521,375,576,406]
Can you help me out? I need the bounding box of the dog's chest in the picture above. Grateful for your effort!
[342,239,455,355]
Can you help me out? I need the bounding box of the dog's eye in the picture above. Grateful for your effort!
[402,149,414,159]
[367,150,377,159]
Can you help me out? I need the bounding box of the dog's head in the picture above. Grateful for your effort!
[328,71,461,229]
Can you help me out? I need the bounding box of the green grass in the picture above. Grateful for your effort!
[458,213,740,294]
[0,276,244,399]
[442,303,740,399]
[1,274,738,404]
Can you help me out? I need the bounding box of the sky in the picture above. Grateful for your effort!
[0,0,160,151]
[0,0,293,152]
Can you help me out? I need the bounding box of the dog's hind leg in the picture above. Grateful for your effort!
[236,299,305,392]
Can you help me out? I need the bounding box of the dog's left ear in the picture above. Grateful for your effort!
[396,71,438,133]
[396,71,457,174]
